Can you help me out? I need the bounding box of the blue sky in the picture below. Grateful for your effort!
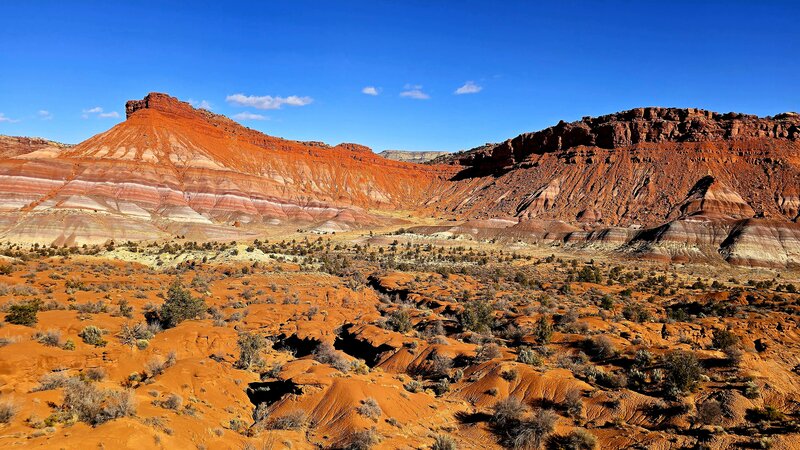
[1,1,798,151]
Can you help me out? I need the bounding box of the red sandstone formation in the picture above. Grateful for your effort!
[0,93,455,244]
[0,97,798,266]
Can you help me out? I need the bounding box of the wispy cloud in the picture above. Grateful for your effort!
[361,86,380,96]
[82,106,119,119]
[188,99,212,110]
[455,81,482,95]
[233,112,268,121]
[400,84,430,100]
[0,113,20,123]
[38,110,53,120]
[226,93,313,110]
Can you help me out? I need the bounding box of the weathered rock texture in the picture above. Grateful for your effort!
[0,93,455,244]
[428,108,800,267]
[1,99,799,267]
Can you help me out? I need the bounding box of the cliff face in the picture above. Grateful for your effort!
[450,107,800,172]
[429,108,800,267]
[0,93,455,244]
[1,97,798,266]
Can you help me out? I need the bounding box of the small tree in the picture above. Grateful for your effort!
[533,315,553,345]
[387,309,412,333]
[664,350,703,396]
[459,298,494,333]
[159,278,206,328]
[235,331,269,370]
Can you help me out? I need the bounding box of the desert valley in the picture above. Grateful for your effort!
[2,2,800,449]
[0,93,797,450]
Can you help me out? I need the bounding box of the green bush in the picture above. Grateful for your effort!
[664,350,703,395]
[79,326,107,347]
[4,300,41,326]
[158,278,206,328]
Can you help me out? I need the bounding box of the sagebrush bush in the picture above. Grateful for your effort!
[0,398,18,423]
[357,397,382,420]
[431,434,457,450]
[313,342,350,372]
[517,346,543,366]
[78,325,107,347]
[266,409,307,430]
[62,379,136,425]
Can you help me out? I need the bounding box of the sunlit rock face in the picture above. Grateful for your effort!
[1,97,799,266]
[0,93,456,244]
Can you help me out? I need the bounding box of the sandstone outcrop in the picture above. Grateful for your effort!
[0,93,456,244]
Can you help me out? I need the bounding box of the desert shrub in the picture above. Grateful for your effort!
[696,399,723,425]
[475,343,502,362]
[266,410,307,430]
[119,322,153,346]
[313,342,349,372]
[711,329,739,350]
[459,298,494,333]
[517,346,543,366]
[562,389,583,418]
[62,379,136,425]
[84,367,106,382]
[633,349,653,368]
[533,316,553,345]
[512,409,557,450]
[341,427,379,450]
[747,405,785,423]
[146,351,177,378]
[491,397,527,429]
[583,336,616,361]
[431,433,457,450]
[4,300,40,326]
[743,381,760,399]
[429,353,453,378]
[622,303,650,323]
[33,372,70,391]
[387,308,412,333]
[235,331,269,370]
[78,326,107,347]
[157,278,206,328]
[70,300,108,314]
[404,379,423,393]
[34,329,62,347]
[548,428,597,450]
[160,393,182,410]
[664,350,703,396]
[0,398,18,423]
[116,300,134,319]
[357,397,382,420]
[434,378,451,396]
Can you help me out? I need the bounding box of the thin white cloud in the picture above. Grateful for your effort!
[0,113,19,123]
[226,93,313,110]
[38,110,53,120]
[82,106,119,119]
[188,99,212,110]
[455,81,482,95]
[361,86,380,96]
[400,84,430,100]
[233,112,268,121]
